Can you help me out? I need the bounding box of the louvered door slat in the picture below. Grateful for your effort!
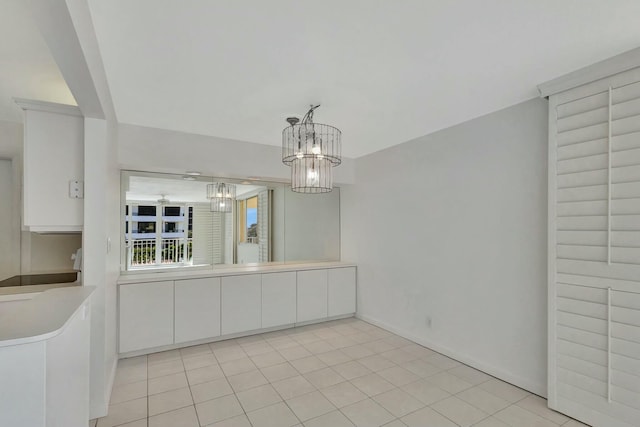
[557,92,608,119]
[613,131,640,151]
[558,138,608,160]
[612,81,640,104]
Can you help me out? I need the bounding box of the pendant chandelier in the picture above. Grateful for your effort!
[207,182,236,212]
[282,105,341,193]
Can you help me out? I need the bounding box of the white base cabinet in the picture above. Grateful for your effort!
[175,278,221,344]
[118,265,356,355]
[221,274,261,335]
[328,267,357,317]
[119,281,174,353]
[262,272,296,328]
[297,270,328,323]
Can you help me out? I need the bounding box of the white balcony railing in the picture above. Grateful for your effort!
[127,237,192,268]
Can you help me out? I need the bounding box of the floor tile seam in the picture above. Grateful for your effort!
[339,397,396,427]
[185,374,200,426]
[181,352,215,363]
[147,356,182,367]
[147,389,193,418]
[107,412,148,427]
[493,401,564,427]
[195,393,248,427]
[147,357,150,427]
[398,399,463,427]
[510,400,569,425]
[451,387,510,415]
[408,387,451,408]
[431,394,492,425]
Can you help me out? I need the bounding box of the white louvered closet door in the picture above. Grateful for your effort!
[549,67,640,427]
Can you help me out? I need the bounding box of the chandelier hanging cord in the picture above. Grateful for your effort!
[300,104,320,124]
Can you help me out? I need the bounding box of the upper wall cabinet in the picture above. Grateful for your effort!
[15,100,84,232]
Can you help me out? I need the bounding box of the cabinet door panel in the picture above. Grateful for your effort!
[23,109,83,230]
[262,272,296,328]
[221,275,261,335]
[328,267,356,316]
[175,277,221,344]
[297,270,327,323]
[119,281,174,353]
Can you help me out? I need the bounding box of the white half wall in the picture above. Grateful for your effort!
[353,98,549,395]
[84,117,120,418]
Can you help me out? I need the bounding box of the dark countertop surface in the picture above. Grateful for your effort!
[0,272,78,288]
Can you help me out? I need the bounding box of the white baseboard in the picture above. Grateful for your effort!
[356,313,546,397]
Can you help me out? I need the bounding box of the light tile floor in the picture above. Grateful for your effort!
[94,318,591,427]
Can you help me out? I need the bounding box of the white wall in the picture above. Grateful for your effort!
[0,159,19,281]
[237,243,259,264]
[272,186,286,262]
[27,233,81,273]
[117,123,355,184]
[284,188,341,262]
[354,98,548,395]
[0,121,23,282]
[339,183,357,263]
[84,118,120,418]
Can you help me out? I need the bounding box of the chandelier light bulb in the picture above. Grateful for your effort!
[311,145,321,155]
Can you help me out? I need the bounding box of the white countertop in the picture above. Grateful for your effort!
[118,261,356,284]
[0,281,80,297]
[0,286,94,347]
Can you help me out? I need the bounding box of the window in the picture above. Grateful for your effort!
[137,205,156,216]
[121,171,340,272]
[125,203,190,268]
[238,196,258,244]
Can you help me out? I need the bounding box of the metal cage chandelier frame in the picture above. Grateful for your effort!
[282,105,342,193]
[207,182,236,212]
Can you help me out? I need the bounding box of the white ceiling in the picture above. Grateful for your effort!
[87,0,640,158]
[2,0,637,157]
[0,0,75,123]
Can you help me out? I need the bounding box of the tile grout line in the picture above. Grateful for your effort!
[107,318,560,427]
